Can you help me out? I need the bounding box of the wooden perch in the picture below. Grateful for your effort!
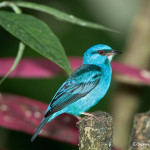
[78,111,113,150]
[129,110,150,150]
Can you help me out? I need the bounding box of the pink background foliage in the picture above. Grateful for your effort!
[0,57,149,85]
[0,93,78,145]
[0,57,146,150]
[0,93,123,150]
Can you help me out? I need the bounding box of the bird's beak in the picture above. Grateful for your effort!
[110,50,122,55]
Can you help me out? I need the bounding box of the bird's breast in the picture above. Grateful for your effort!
[69,67,112,115]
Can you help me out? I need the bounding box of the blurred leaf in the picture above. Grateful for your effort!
[0,57,82,78]
[0,11,72,75]
[0,93,78,144]
[0,58,61,78]
[15,1,120,34]
[112,62,150,86]
[0,92,126,149]
[0,57,150,86]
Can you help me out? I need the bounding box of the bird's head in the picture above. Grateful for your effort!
[83,44,122,66]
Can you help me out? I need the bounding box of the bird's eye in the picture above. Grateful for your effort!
[98,50,104,55]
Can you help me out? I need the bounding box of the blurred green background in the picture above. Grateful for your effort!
[0,0,149,150]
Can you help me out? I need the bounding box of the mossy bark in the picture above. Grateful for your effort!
[129,111,150,150]
[78,111,113,150]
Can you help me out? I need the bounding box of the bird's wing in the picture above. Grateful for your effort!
[45,64,101,117]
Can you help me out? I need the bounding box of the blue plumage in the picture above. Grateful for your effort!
[31,44,121,141]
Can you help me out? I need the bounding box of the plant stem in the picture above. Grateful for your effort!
[0,43,25,85]
[0,1,25,85]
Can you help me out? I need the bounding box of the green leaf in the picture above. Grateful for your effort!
[0,11,72,75]
[15,1,120,34]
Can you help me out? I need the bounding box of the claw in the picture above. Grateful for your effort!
[82,112,98,118]
[75,116,84,127]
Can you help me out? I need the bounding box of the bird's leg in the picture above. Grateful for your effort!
[82,112,98,118]
[75,116,82,120]
[82,112,107,123]
[75,116,84,127]
[76,112,100,127]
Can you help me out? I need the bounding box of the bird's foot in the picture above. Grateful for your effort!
[82,112,98,118]
[75,116,82,120]
[75,112,101,127]
[75,116,84,127]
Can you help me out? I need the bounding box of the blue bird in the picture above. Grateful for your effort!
[31,44,121,141]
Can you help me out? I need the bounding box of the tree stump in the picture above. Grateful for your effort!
[78,111,113,150]
[129,110,150,150]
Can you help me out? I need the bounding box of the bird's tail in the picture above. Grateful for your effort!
[31,117,50,142]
